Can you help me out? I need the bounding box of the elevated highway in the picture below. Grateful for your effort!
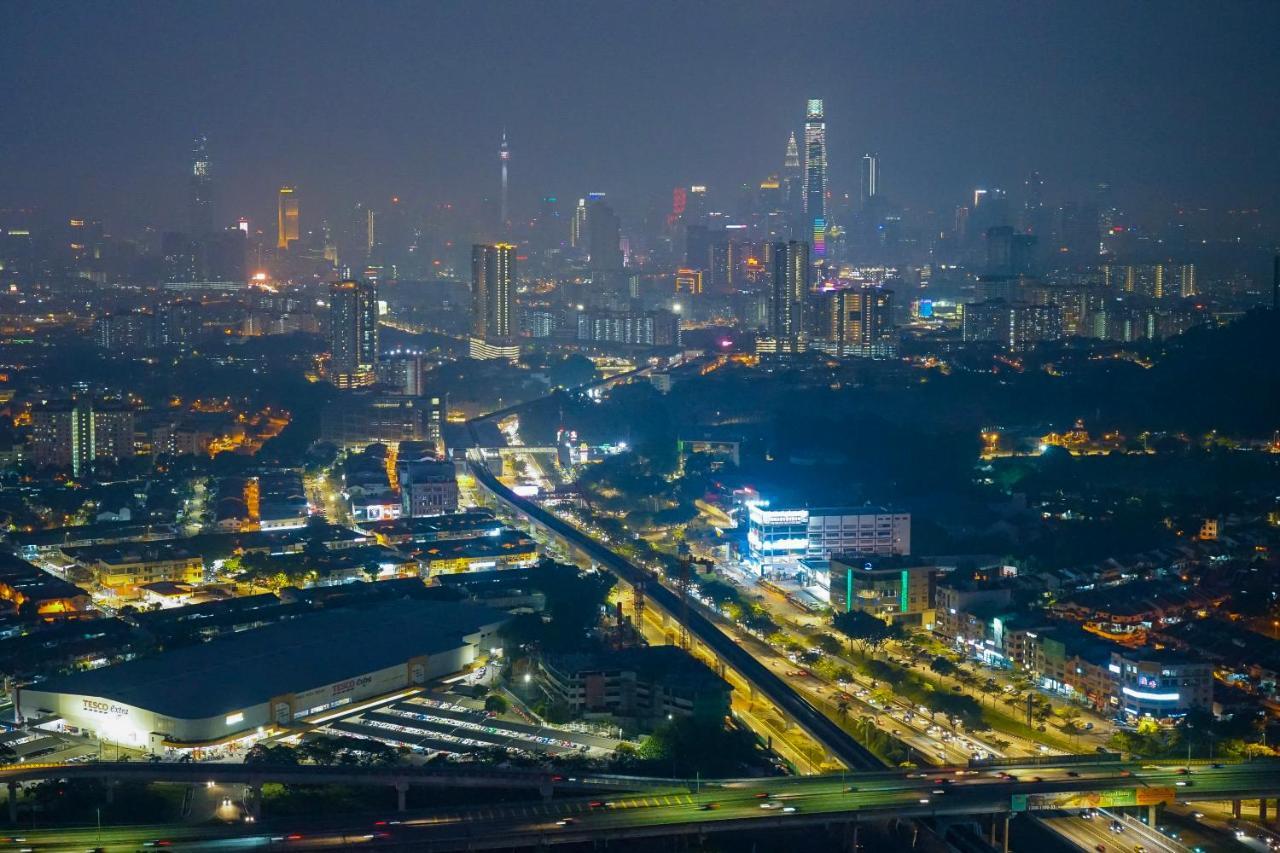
[11,760,1280,851]
[467,456,883,771]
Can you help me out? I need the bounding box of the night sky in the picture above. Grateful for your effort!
[3,1,1278,232]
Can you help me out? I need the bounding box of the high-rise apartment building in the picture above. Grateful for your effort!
[469,243,519,361]
[821,286,894,356]
[962,298,1061,352]
[769,240,809,347]
[29,400,135,477]
[277,186,299,250]
[328,279,379,387]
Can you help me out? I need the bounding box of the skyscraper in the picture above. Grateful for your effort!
[769,240,809,346]
[784,132,801,178]
[587,197,623,274]
[189,135,212,235]
[803,99,828,257]
[499,130,511,228]
[570,198,588,248]
[469,243,519,361]
[328,279,379,388]
[277,187,299,250]
[860,153,879,210]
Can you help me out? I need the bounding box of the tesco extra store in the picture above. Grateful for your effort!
[19,599,505,751]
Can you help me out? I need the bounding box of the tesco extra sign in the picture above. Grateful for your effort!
[330,675,373,697]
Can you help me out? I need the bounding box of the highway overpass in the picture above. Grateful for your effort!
[10,759,1280,851]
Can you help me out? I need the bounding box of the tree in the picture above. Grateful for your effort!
[815,634,843,656]
[929,656,956,678]
[832,610,900,657]
[484,694,510,714]
[244,744,299,767]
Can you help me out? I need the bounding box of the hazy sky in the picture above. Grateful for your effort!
[3,1,1278,233]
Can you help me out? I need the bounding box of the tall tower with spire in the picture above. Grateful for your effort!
[499,129,510,228]
[784,131,801,178]
[803,99,828,257]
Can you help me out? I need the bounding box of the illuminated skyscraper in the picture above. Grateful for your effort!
[499,129,511,227]
[189,135,213,235]
[860,153,879,209]
[328,279,379,387]
[770,240,809,346]
[277,187,299,250]
[803,102,827,217]
[469,243,519,360]
[784,132,801,178]
[570,198,588,248]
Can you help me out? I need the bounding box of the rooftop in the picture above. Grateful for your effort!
[31,598,507,721]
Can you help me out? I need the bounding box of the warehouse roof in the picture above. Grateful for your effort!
[30,598,506,721]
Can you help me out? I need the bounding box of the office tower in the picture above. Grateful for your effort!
[469,243,519,361]
[570,198,588,248]
[328,279,379,388]
[499,129,511,228]
[803,99,827,257]
[532,195,561,251]
[860,153,879,210]
[685,185,708,225]
[1023,170,1047,235]
[277,187,299,250]
[587,198,623,273]
[189,135,213,235]
[769,240,809,345]
[784,132,801,178]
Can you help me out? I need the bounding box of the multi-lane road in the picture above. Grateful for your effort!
[9,760,1280,851]
[468,456,884,772]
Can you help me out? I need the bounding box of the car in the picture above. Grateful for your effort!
[589,801,605,809]
[699,803,720,811]
[782,806,798,813]
[1177,767,1192,775]
[1211,763,1224,769]
[1192,812,1204,820]
[754,792,771,799]
[1110,820,1124,833]
[1067,771,1080,777]
[555,818,576,827]
[1133,846,1146,853]
[1095,846,1106,853]
[844,786,858,793]
[760,801,782,810]
[1119,770,1131,777]
[1176,780,1192,787]
[932,789,946,795]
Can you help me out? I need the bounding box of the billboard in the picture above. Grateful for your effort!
[1011,787,1176,812]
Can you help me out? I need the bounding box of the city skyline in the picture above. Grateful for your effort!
[3,2,1279,234]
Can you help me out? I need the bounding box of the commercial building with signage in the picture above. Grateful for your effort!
[18,599,506,750]
[745,504,910,575]
[827,555,944,627]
